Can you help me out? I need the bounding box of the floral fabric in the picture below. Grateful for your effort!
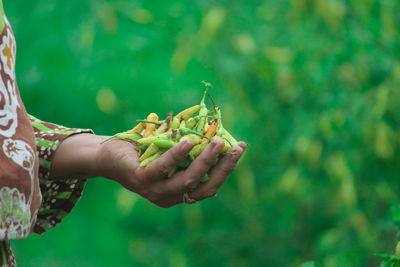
[29,115,92,235]
[0,10,41,247]
[0,10,93,267]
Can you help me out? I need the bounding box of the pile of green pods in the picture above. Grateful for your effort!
[101,82,238,182]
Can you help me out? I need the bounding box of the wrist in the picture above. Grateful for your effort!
[51,133,105,179]
[95,137,138,185]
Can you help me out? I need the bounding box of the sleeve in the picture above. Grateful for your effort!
[28,115,94,234]
[0,241,15,266]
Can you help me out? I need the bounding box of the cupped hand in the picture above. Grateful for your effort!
[98,138,247,208]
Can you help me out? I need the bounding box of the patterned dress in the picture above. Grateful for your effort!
[0,4,92,266]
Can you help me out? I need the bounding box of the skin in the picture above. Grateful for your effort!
[51,133,247,208]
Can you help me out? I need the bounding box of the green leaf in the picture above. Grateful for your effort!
[376,253,392,259]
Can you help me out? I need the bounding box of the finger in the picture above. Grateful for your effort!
[237,141,248,151]
[161,142,247,204]
[163,140,225,193]
[190,144,245,200]
[155,189,196,207]
[142,140,194,180]
[145,191,182,208]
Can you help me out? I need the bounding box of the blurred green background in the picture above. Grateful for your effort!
[5,0,400,266]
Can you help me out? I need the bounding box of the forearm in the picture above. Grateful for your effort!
[50,133,108,179]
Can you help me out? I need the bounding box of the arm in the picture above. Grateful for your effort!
[28,115,93,234]
[51,133,247,208]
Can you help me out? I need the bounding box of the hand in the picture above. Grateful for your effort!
[51,133,247,208]
[97,138,247,208]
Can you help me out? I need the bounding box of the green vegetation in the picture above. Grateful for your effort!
[5,0,400,266]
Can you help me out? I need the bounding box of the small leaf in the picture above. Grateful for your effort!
[375,253,392,259]
[390,204,400,229]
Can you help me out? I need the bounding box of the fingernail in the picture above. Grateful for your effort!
[212,140,224,154]
[182,140,194,152]
[230,149,241,161]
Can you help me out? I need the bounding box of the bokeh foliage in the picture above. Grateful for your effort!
[5,0,400,266]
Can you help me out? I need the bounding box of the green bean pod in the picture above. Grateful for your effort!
[138,144,149,151]
[204,121,210,133]
[171,129,182,141]
[137,133,169,145]
[201,174,209,183]
[125,122,145,135]
[155,112,172,134]
[101,132,142,144]
[180,134,201,144]
[196,105,208,133]
[154,140,176,149]
[155,121,169,134]
[119,132,142,141]
[189,142,208,158]
[179,128,211,141]
[140,153,161,167]
[137,144,149,157]
[196,90,208,133]
[222,128,238,147]
[176,105,201,121]
[139,143,160,161]
[136,120,162,125]
[213,136,231,153]
[179,120,186,129]
[186,118,196,129]
[168,167,177,178]
[171,117,180,129]
[215,107,224,136]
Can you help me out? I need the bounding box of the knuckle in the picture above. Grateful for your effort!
[187,183,198,191]
[171,150,185,163]
[232,146,243,153]
[184,178,198,191]
[158,162,170,176]
[201,155,216,166]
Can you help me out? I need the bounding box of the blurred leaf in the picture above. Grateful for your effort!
[390,205,400,229]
